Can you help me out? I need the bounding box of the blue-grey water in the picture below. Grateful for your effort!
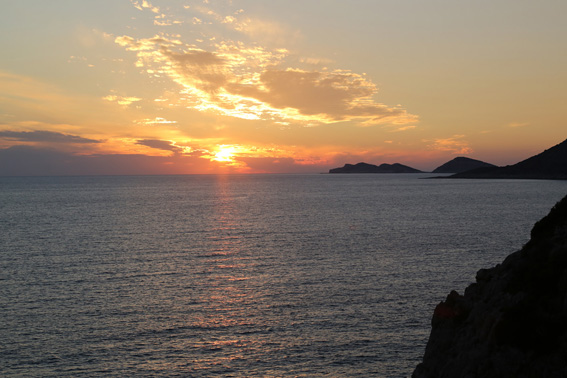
[1,174,566,377]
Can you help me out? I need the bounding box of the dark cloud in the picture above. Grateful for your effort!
[0,130,101,144]
[136,139,183,153]
[0,146,222,176]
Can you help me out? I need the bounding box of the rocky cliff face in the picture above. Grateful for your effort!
[413,195,567,378]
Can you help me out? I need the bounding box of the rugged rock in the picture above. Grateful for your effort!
[450,138,567,179]
[329,162,422,173]
[413,195,567,378]
[432,157,496,174]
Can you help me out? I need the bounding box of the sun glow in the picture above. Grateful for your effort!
[213,145,237,162]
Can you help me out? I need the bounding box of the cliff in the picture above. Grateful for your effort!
[413,195,567,378]
[450,138,567,179]
[432,157,496,174]
[329,162,422,174]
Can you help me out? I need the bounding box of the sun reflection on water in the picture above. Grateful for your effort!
[190,175,262,370]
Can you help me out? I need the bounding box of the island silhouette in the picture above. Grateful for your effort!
[330,137,567,179]
[329,162,422,173]
[447,138,567,179]
[432,157,496,174]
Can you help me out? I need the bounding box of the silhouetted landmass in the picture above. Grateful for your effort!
[329,162,422,173]
[450,138,567,179]
[432,157,496,174]
[413,195,567,378]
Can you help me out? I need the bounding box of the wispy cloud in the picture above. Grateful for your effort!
[388,125,417,132]
[507,122,530,128]
[130,0,159,13]
[428,135,473,154]
[0,130,101,144]
[135,117,177,125]
[136,139,187,154]
[229,16,302,46]
[103,94,142,106]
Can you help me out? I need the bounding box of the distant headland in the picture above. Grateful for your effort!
[329,162,422,174]
[330,138,567,179]
[446,138,567,180]
[432,157,496,174]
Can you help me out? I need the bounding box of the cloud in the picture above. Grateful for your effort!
[189,4,300,46]
[115,35,417,126]
[428,135,473,154]
[230,16,302,46]
[160,47,229,93]
[129,0,159,13]
[507,122,529,128]
[0,145,226,176]
[103,94,142,106]
[135,139,184,153]
[230,68,414,123]
[115,35,179,51]
[388,125,417,132]
[0,144,330,176]
[135,117,177,125]
[0,130,101,144]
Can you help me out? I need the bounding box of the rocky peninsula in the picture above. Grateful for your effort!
[413,195,567,377]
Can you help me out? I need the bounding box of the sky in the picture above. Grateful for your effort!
[1,0,566,175]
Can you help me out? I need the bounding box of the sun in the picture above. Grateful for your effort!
[213,145,237,162]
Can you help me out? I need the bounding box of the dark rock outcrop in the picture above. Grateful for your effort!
[413,195,567,378]
[450,138,567,179]
[432,157,496,174]
[329,162,422,174]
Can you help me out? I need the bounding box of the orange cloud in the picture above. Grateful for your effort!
[428,135,473,155]
[129,0,159,13]
[230,68,415,124]
[103,94,142,106]
[135,117,177,125]
[115,35,417,127]
[507,122,530,128]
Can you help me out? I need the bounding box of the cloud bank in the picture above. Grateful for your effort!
[0,145,329,176]
[0,130,101,144]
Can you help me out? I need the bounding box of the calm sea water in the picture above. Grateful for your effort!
[1,174,566,377]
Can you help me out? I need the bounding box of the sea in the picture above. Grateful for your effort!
[1,173,566,377]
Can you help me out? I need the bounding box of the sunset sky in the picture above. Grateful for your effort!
[1,0,566,175]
